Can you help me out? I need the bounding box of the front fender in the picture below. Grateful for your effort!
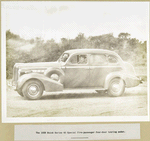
[17,73,63,92]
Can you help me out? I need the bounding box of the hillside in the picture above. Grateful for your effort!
[6,30,147,79]
[7,39,35,52]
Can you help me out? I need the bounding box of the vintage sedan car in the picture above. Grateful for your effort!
[12,49,141,100]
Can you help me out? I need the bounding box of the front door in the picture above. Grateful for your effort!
[63,54,90,88]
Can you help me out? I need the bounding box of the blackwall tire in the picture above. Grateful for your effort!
[108,78,125,97]
[22,80,44,100]
[45,71,64,84]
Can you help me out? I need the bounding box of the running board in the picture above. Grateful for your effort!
[64,87,107,91]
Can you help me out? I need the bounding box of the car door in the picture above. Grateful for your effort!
[89,54,122,87]
[63,54,90,88]
[89,54,108,87]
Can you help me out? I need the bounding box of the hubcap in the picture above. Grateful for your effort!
[28,84,40,97]
[111,79,123,93]
[112,83,120,92]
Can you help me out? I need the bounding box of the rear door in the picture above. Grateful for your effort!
[89,54,108,87]
[89,54,122,87]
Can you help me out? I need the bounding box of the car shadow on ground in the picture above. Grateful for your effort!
[40,91,108,100]
[39,90,146,100]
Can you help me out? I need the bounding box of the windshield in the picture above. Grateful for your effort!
[58,53,69,62]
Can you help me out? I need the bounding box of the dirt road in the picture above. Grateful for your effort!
[7,83,147,117]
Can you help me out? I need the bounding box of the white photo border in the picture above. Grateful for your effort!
[1,1,149,123]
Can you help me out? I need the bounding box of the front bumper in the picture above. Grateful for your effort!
[11,80,17,91]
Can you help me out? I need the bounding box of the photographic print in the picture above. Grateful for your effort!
[1,1,149,122]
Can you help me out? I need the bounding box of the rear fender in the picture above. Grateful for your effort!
[17,73,63,92]
[104,71,140,89]
[104,72,125,89]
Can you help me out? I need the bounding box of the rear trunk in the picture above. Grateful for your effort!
[123,62,140,87]
[123,62,136,76]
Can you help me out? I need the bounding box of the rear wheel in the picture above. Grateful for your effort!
[22,80,44,100]
[108,78,125,97]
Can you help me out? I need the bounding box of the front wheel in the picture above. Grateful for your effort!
[22,80,44,100]
[108,78,125,97]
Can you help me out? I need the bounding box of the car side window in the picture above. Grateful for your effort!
[69,55,87,65]
[108,55,118,64]
[90,54,107,66]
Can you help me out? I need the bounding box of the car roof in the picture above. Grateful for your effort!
[64,49,118,56]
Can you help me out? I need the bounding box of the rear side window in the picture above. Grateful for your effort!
[108,55,118,64]
[90,54,107,66]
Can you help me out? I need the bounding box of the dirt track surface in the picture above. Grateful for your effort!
[7,83,147,117]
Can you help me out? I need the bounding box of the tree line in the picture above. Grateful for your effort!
[6,30,147,79]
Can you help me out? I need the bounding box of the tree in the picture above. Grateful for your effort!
[75,33,85,41]
[29,39,34,44]
[61,38,68,44]
[6,30,21,40]
[118,32,130,39]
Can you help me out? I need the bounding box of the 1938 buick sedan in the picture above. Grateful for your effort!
[12,49,141,100]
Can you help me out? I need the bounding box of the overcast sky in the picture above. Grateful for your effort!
[2,2,149,42]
